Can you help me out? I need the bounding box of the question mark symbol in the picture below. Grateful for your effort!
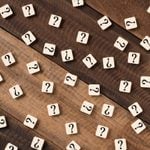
[99,127,105,136]
[45,83,51,92]
[116,41,125,48]
[9,145,14,150]
[126,20,136,26]
[80,32,86,42]
[53,16,59,25]
[50,105,56,114]
[13,87,20,97]
[143,39,150,47]
[1,6,10,15]
[69,143,76,150]
[83,105,92,111]
[34,139,40,149]
[25,33,32,42]
[100,18,109,26]
[123,81,128,91]
[131,105,138,114]
[65,51,71,61]
[69,123,74,133]
[135,122,143,130]
[118,140,123,149]
[142,79,150,85]
[29,63,38,70]
[4,55,11,64]
[86,56,93,65]
[106,58,112,68]
[0,118,5,124]
[44,46,54,52]
[104,105,110,115]
[90,87,99,93]
[66,76,75,82]
[25,6,31,15]
[26,117,35,124]
[131,53,137,63]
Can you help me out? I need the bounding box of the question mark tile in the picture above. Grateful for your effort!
[95,125,109,139]
[140,76,150,88]
[0,74,4,83]
[140,36,150,51]
[47,103,60,116]
[119,80,132,93]
[102,56,115,69]
[80,101,94,115]
[21,31,36,46]
[82,54,97,69]
[128,52,140,64]
[114,138,127,150]
[0,4,13,19]
[147,6,150,14]
[97,16,112,30]
[124,16,138,30]
[66,140,81,150]
[131,119,146,134]
[114,36,128,51]
[23,114,38,129]
[128,102,143,117]
[88,84,100,96]
[22,4,36,18]
[101,104,115,117]
[31,136,45,150]
[9,84,24,99]
[0,116,7,128]
[43,43,56,56]
[1,52,16,67]
[76,31,89,44]
[5,143,18,150]
[41,81,54,94]
[65,122,78,135]
[64,72,78,87]
[72,0,84,7]
[26,61,40,74]
[48,14,62,28]
[61,49,74,62]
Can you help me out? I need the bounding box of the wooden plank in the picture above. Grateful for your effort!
[0,28,150,150]
[86,0,150,40]
[0,0,150,124]
[0,109,61,150]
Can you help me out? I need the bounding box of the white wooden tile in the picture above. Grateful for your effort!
[147,6,150,14]
[9,84,24,99]
[95,125,109,139]
[26,61,40,74]
[65,122,78,135]
[114,138,127,150]
[21,31,36,46]
[128,52,140,64]
[0,4,13,18]
[41,81,54,94]
[82,54,97,68]
[72,0,84,7]
[1,52,16,66]
[0,74,4,83]
[0,116,7,128]
[97,16,112,30]
[88,84,100,96]
[22,4,36,18]
[76,31,89,44]
[124,17,138,30]
[101,104,115,117]
[47,103,60,116]
[114,36,128,51]
[128,102,143,117]
[5,143,18,150]
[140,76,150,88]
[23,114,38,129]
[66,140,81,150]
[31,136,45,150]
[61,49,74,62]
[102,56,115,69]
[140,36,150,51]
[131,119,146,134]
[43,43,56,56]
[64,72,78,87]
[48,14,62,28]
[119,80,132,93]
[80,101,94,115]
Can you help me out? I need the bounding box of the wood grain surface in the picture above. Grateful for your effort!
[86,0,150,39]
[0,28,149,150]
[0,0,149,124]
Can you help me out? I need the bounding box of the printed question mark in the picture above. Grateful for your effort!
[123,81,128,91]
[90,87,99,93]
[1,7,10,14]
[50,105,56,114]
[104,105,110,115]
[25,33,32,42]
[26,117,35,124]
[9,146,14,150]
[69,123,74,133]
[45,83,51,92]
[34,139,40,149]
[65,51,71,61]
[83,105,92,111]
[86,56,93,65]
[0,118,5,124]
[106,58,112,68]
[118,140,123,149]
[80,32,86,42]
[135,122,143,130]
[143,39,150,47]
[25,6,31,15]
[66,76,75,82]
[116,41,125,48]
[126,21,136,26]
[131,53,137,63]
[77,0,80,5]
[100,127,105,136]
[29,63,38,69]
[4,55,11,64]
[69,143,76,150]
[100,18,108,26]
[13,87,20,96]
[131,105,138,114]
[53,16,59,25]
[142,79,150,85]
[44,46,54,52]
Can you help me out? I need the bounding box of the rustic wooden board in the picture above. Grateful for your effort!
[0,0,149,124]
[0,28,149,150]
[86,0,150,40]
